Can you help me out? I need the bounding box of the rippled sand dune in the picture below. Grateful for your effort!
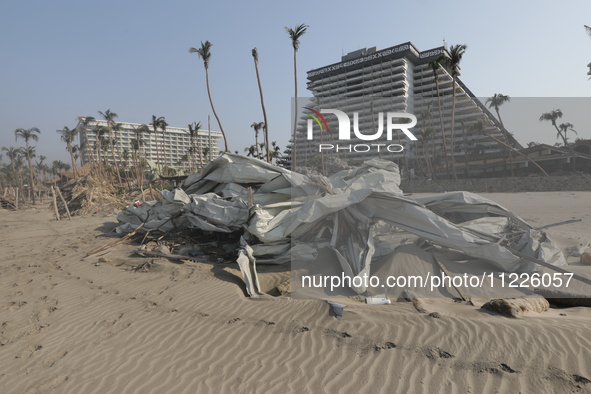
[1,191,590,393]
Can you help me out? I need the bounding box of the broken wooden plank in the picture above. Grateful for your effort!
[134,249,197,263]
[506,247,591,287]
[51,186,60,221]
[535,219,582,230]
[55,186,71,220]
[432,255,470,302]
[86,222,145,256]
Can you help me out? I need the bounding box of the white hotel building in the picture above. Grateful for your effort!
[79,120,222,173]
[294,42,520,176]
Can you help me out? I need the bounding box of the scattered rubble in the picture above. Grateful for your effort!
[52,175,123,216]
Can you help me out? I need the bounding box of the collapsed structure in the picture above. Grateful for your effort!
[115,153,576,298]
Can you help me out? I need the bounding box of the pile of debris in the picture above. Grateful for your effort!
[53,174,124,216]
[0,195,17,210]
[113,153,590,302]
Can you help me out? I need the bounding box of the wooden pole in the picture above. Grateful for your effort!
[51,186,60,221]
[55,186,71,220]
[15,188,19,210]
[507,247,591,287]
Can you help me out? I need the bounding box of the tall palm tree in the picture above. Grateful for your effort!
[35,155,48,182]
[14,127,40,204]
[57,126,79,178]
[77,116,96,167]
[158,118,169,175]
[486,94,510,127]
[419,106,438,180]
[446,44,467,180]
[93,125,109,179]
[189,41,229,152]
[558,122,577,146]
[285,23,308,170]
[428,54,449,177]
[486,93,514,176]
[250,122,265,159]
[539,109,567,146]
[98,109,123,185]
[188,121,202,171]
[252,48,270,162]
[150,115,166,173]
[132,124,149,185]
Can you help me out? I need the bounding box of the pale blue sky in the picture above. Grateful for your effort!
[1,0,590,164]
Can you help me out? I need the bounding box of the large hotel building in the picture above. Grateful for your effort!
[294,42,520,177]
[79,120,222,173]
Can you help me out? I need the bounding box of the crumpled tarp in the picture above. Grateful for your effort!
[115,153,567,297]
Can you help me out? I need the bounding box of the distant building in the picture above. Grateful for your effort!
[291,42,520,177]
[79,120,222,172]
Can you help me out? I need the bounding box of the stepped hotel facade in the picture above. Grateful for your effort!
[293,42,520,177]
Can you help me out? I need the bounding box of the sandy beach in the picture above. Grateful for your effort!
[1,191,590,393]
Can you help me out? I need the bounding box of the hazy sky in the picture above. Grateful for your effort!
[1,0,590,165]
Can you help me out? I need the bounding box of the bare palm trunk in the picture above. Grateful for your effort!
[450,78,458,180]
[495,108,514,177]
[254,131,260,159]
[205,68,228,152]
[197,133,203,169]
[25,142,36,204]
[292,50,298,170]
[435,79,449,179]
[253,55,271,163]
[68,143,78,179]
[161,127,168,176]
[153,128,162,174]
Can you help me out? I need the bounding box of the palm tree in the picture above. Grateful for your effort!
[150,115,166,173]
[57,126,79,178]
[51,160,71,176]
[34,155,48,182]
[285,23,308,170]
[98,109,123,185]
[539,109,563,139]
[486,93,514,176]
[132,124,149,185]
[446,44,467,180]
[250,122,265,159]
[559,122,578,171]
[188,121,202,171]
[558,122,577,146]
[189,41,229,152]
[486,94,510,126]
[418,107,436,179]
[77,116,96,167]
[158,118,169,175]
[1,146,23,189]
[428,54,449,177]
[270,141,282,165]
[93,125,109,179]
[14,128,40,204]
[252,48,270,162]
[244,145,256,157]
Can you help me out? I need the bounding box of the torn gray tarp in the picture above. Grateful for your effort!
[114,153,569,297]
